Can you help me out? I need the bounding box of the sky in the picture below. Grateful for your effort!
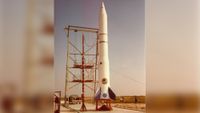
[55,0,145,96]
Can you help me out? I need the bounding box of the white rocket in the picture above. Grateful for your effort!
[95,2,116,100]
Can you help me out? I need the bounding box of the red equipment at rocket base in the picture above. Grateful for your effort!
[95,2,116,100]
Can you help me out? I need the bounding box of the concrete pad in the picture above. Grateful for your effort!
[60,103,145,113]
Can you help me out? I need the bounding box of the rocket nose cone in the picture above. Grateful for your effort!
[100,1,107,14]
[101,2,105,8]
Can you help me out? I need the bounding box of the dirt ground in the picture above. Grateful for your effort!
[113,103,146,112]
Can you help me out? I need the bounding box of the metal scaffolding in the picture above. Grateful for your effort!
[64,25,99,111]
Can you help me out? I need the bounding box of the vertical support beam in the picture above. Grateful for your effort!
[64,26,70,106]
[94,32,99,99]
[80,33,87,111]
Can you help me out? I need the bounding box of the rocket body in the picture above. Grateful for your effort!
[95,2,116,100]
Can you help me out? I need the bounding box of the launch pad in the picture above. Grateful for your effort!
[96,99,112,111]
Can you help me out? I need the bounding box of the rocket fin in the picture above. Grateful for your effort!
[95,88,101,99]
[108,87,116,100]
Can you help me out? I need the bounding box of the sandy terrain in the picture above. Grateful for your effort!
[113,103,145,112]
